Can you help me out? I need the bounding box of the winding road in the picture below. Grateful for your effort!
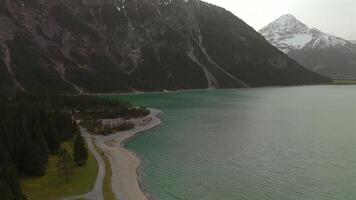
[62,128,105,200]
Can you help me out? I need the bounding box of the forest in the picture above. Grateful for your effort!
[0,92,140,199]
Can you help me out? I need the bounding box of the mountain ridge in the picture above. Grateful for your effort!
[0,1,330,93]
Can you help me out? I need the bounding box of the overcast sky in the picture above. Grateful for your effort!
[203,0,356,40]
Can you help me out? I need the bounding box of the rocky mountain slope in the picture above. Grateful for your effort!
[0,0,330,93]
[260,14,356,79]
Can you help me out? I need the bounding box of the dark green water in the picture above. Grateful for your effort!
[120,86,356,200]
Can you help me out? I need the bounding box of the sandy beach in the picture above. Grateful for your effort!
[94,108,162,200]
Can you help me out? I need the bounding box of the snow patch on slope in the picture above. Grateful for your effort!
[282,33,313,49]
[311,35,347,49]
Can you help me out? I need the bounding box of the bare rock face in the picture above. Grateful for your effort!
[260,14,356,79]
[0,0,330,93]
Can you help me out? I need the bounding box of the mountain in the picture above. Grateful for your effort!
[0,1,330,93]
[260,14,356,79]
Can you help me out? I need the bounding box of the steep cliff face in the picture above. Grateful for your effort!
[0,0,330,93]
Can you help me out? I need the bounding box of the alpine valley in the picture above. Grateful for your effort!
[260,14,356,79]
[0,0,330,93]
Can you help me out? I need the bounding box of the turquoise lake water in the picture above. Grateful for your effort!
[120,86,356,200]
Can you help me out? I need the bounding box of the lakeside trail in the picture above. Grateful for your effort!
[95,108,162,200]
[63,108,162,200]
[61,127,105,200]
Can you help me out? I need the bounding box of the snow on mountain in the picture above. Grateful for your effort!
[259,14,349,53]
[259,14,356,79]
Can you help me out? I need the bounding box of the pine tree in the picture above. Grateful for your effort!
[20,135,47,176]
[72,120,81,136]
[0,141,25,200]
[73,135,88,166]
[44,117,61,154]
[57,148,74,183]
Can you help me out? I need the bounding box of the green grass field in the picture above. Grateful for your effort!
[21,142,98,200]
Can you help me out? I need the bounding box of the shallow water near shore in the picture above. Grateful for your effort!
[119,86,356,200]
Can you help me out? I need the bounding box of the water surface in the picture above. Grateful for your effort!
[120,86,356,200]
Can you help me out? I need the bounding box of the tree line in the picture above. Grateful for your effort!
[0,95,79,199]
[0,92,134,200]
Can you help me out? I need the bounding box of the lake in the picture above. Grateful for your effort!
[120,86,356,200]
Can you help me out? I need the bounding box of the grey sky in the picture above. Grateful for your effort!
[203,0,356,40]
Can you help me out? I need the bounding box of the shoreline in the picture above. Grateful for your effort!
[89,84,332,96]
[94,108,163,200]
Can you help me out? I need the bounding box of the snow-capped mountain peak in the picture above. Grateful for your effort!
[259,14,349,53]
[259,14,356,80]
[264,14,309,34]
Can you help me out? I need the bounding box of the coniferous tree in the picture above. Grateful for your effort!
[0,181,14,200]
[73,135,88,166]
[44,118,61,154]
[72,120,81,136]
[0,142,25,200]
[57,148,74,183]
[20,137,47,176]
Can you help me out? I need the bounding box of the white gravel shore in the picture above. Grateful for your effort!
[95,108,162,200]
